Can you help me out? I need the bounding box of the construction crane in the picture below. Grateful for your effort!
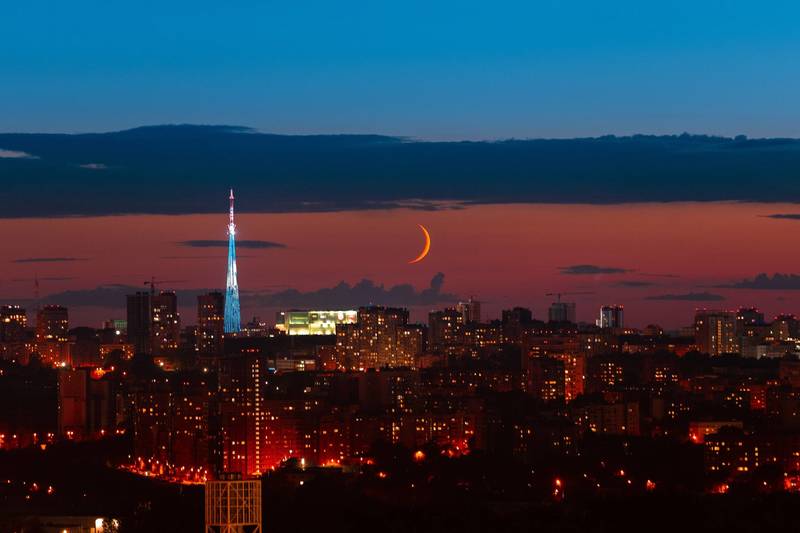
[546,291,593,303]
[144,277,186,296]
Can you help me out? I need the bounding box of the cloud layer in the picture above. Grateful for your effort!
[30,273,457,310]
[645,292,725,301]
[559,264,632,275]
[763,214,800,221]
[178,240,286,249]
[0,148,37,159]
[12,257,87,263]
[244,273,457,308]
[4,126,800,217]
[614,280,657,288]
[715,273,800,290]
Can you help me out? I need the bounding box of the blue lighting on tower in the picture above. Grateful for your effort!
[224,188,241,333]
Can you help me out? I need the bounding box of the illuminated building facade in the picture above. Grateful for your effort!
[218,354,265,475]
[736,307,765,332]
[36,305,69,343]
[218,354,325,474]
[126,290,180,356]
[586,355,627,393]
[428,308,465,355]
[771,314,800,341]
[528,357,566,402]
[276,309,357,336]
[33,305,70,365]
[197,292,225,355]
[224,189,241,334]
[704,427,763,475]
[0,305,27,342]
[456,297,481,324]
[572,401,640,436]
[151,291,180,355]
[597,305,624,329]
[695,310,738,356]
[556,353,585,401]
[131,372,214,479]
[336,307,424,370]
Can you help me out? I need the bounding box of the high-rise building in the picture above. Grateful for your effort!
[597,305,624,329]
[132,372,213,477]
[771,314,800,342]
[694,310,737,356]
[501,307,533,343]
[36,305,69,343]
[218,354,267,475]
[428,308,465,354]
[548,302,576,324]
[151,291,180,354]
[335,307,423,369]
[528,357,566,402]
[456,297,481,324]
[197,292,225,355]
[33,305,70,365]
[127,292,152,355]
[127,290,180,356]
[736,307,764,329]
[224,189,241,333]
[58,367,115,438]
[0,305,27,343]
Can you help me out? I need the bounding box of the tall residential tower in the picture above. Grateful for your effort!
[224,189,242,333]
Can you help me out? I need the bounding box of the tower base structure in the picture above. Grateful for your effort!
[205,474,262,533]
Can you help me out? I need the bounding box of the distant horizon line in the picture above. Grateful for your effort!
[1,123,794,143]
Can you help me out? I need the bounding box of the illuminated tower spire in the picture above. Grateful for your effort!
[224,188,241,333]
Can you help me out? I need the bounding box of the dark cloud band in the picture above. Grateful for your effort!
[12,257,87,263]
[560,264,632,275]
[715,273,800,290]
[4,126,800,218]
[178,240,286,249]
[646,292,725,301]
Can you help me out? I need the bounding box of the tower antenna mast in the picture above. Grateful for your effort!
[224,188,242,333]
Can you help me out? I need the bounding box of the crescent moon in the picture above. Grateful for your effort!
[408,224,431,264]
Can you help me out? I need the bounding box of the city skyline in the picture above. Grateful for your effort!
[3,201,800,329]
[4,2,800,530]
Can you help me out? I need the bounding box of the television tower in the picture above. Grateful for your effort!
[224,189,241,333]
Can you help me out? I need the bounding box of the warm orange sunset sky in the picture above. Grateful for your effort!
[3,202,800,329]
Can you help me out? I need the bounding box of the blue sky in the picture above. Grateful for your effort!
[2,0,799,139]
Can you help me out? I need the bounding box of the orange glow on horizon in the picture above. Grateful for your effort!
[5,202,800,328]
